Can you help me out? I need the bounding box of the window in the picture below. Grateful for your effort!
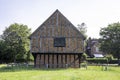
[95,47,99,52]
[54,37,66,47]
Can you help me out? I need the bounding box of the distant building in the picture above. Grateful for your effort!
[86,38,104,58]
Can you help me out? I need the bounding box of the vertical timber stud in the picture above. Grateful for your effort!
[54,54,57,68]
[59,54,62,68]
[61,54,63,68]
[67,55,70,67]
[57,54,58,68]
[69,54,71,67]
[32,53,37,67]
[52,54,54,68]
[40,54,43,68]
[35,54,37,67]
[48,54,50,68]
[49,54,52,68]
[44,54,45,67]
[74,54,75,67]
[39,54,41,68]
[65,54,67,68]
[63,55,65,67]
[45,54,48,68]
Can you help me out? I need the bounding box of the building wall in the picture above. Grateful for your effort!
[91,41,103,54]
[31,37,84,53]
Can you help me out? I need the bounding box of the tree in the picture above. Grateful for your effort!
[0,38,13,63]
[0,40,6,63]
[77,22,87,38]
[99,22,120,61]
[1,23,31,63]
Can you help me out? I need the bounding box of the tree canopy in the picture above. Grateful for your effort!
[99,22,120,60]
[77,23,87,38]
[1,23,32,63]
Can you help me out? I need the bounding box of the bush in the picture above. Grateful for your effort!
[81,53,87,61]
[105,54,113,62]
[109,59,118,64]
[87,58,107,64]
[81,61,87,69]
[87,58,118,64]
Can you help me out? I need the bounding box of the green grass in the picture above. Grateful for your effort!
[0,64,120,80]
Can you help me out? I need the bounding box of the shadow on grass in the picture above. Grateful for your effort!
[0,65,67,72]
[1,64,119,72]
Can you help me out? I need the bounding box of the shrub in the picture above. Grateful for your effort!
[87,58,107,64]
[109,59,118,64]
[81,53,87,61]
[87,58,118,64]
[105,54,114,62]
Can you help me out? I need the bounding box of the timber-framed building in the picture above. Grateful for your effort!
[30,10,85,68]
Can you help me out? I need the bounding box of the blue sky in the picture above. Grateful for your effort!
[0,0,120,38]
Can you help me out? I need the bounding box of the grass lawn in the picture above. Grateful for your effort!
[0,64,120,80]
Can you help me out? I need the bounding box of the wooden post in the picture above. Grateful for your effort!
[32,53,37,67]
[45,54,48,68]
[52,54,54,68]
[65,54,67,68]
[69,54,71,67]
[58,54,61,68]
[63,54,65,68]
[44,54,45,65]
[78,54,81,68]
[57,54,58,68]
[61,54,63,68]
[39,54,41,68]
[48,54,50,68]
[75,54,77,68]
[70,54,73,67]
[36,54,39,68]
[74,54,75,67]
[49,54,52,68]
[54,54,57,68]
[67,55,70,67]
[41,54,44,68]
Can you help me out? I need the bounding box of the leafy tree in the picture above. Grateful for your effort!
[1,23,31,63]
[99,22,120,61]
[0,40,6,63]
[77,22,87,38]
[0,39,13,63]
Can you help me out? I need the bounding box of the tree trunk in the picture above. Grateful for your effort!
[118,54,120,66]
[26,50,30,64]
[14,54,16,63]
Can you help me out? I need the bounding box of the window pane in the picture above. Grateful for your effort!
[54,37,66,47]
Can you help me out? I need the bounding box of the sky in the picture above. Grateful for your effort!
[0,0,120,38]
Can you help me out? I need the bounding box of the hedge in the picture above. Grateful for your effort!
[109,59,118,64]
[87,58,118,64]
